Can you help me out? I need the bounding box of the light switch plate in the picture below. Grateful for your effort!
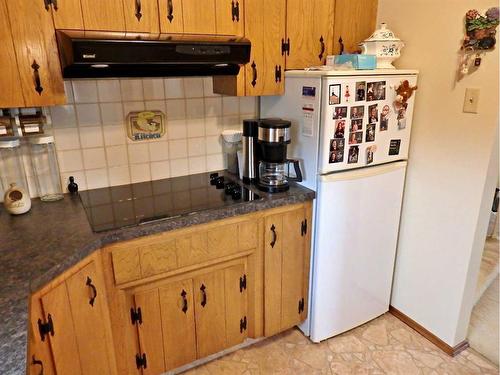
[463,88,480,113]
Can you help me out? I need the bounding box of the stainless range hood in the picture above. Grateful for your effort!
[56,31,251,78]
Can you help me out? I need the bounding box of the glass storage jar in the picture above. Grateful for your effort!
[0,139,29,193]
[29,135,63,201]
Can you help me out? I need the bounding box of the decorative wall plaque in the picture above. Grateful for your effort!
[126,111,166,141]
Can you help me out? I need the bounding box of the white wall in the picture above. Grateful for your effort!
[378,0,499,346]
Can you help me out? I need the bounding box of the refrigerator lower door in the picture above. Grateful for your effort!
[309,161,407,343]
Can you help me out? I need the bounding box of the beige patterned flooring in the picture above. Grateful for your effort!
[476,237,499,303]
[183,313,499,375]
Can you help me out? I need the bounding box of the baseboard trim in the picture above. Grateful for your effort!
[389,305,469,357]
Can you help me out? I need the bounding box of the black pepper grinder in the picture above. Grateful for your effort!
[68,176,79,195]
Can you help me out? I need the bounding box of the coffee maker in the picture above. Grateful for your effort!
[254,118,302,192]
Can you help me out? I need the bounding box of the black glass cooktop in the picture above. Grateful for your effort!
[79,171,261,232]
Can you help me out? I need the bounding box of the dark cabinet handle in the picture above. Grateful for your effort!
[270,224,277,248]
[319,35,325,61]
[135,0,142,21]
[181,289,188,313]
[167,0,174,22]
[32,355,44,375]
[38,314,54,341]
[200,284,207,307]
[231,0,240,22]
[51,0,58,10]
[86,276,97,307]
[31,60,43,96]
[338,36,344,55]
[43,0,50,10]
[251,61,257,87]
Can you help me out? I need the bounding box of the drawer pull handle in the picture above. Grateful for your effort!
[167,0,174,22]
[270,224,277,248]
[31,60,43,95]
[135,0,142,21]
[231,0,240,22]
[86,276,97,307]
[32,355,44,375]
[200,284,207,307]
[251,61,257,87]
[38,314,54,341]
[338,36,344,55]
[181,289,188,313]
[319,35,325,61]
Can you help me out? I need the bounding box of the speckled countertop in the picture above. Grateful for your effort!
[0,172,315,375]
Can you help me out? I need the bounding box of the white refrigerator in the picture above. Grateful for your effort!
[261,69,418,343]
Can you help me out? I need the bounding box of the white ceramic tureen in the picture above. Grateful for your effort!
[359,23,404,69]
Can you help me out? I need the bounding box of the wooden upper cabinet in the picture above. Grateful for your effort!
[215,0,244,36]
[0,0,25,108]
[123,0,160,32]
[80,0,126,31]
[158,0,184,33]
[50,0,84,29]
[285,0,335,69]
[182,0,217,34]
[6,0,65,107]
[333,0,378,54]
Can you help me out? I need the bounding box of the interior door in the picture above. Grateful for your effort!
[80,0,126,31]
[123,0,160,32]
[182,0,217,34]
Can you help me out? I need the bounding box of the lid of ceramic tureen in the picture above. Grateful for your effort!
[364,23,401,42]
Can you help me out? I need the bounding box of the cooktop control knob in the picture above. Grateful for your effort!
[215,177,225,189]
[224,183,237,195]
[231,188,242,200]
[209,172,219,185]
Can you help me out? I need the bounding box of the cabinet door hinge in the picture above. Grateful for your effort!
[281,38,290,56]
[240,316,247,333]
[135,353,147,369]
[239,274,247,292]
[231,0,240,21]
[38,314,55,341]
[298,298,305,314]
[301,219,307,236]
[130,307,142,325]
[275,65,282,83]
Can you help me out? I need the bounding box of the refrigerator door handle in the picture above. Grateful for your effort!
[320,161,407,183]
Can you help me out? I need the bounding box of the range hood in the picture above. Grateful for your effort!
[56,31,251,78]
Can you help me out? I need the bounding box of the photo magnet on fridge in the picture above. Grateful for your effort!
[367,81,386,101]
[368,104,378,124]
[366,145,376,164]
[333,106,348,119]
[302,86,316,98]
[334,119,346,138]
[356,82,366,101]
[348,146,359,164]
[389,139,402,155]
[380,104,390,131]
[329,150,344,163]
[397,104,407,130]
[350,119,363,132]
[345,85,351,103]
[348,131,363,145]
[366,124,376,142]
[350,106,364,119]
[330,138,345,152]
[329,84,341,105]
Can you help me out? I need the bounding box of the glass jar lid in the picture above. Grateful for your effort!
[364,23,401,42]
[0,139,21,148]
[29,135,55,145]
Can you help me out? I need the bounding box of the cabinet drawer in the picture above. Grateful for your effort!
[109,217,258,285]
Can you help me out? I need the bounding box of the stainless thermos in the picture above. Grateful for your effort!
[242,119,259,183]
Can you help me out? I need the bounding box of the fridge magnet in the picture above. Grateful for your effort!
[350,119,363,132]
[389,139,401,155]
[350,106,364,119]
[368,104,378,124]
[380,105,390,131]
[345,85,351,102]
[367,81,386,101]
[356,82,366,101]
[366,145,377,164]
[348,146,359,164]
[349,131,363,145]
[366,124,376,142]
[397,106,407,130]
[330,138,345,152]
[329,150,344,163]
[329,84,341,105]
[126,110,166,141]
[302,86,317,98]
[334,119,346,138]
[394,80,417,111]
[333,106,348,119]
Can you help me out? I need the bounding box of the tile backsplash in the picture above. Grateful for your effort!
[44,77,256,194]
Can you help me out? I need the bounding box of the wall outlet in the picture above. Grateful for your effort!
[463,88,480,113]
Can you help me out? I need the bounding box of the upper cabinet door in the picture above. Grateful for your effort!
[123,0,160,32]
[333,0,378,54]
[50,0,84,29]
[215,0,244,36]
[182,0,217,34]
[0,0,25,108]
[158,0,184,33]
[80,0,126,31]
[286,0,335,69]
[6,0,65,107]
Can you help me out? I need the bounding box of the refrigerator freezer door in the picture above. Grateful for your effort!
[319,75,417,174]
[309,161,407,342]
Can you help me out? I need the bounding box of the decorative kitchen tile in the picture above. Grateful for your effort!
[50,105,77,128]
[149,141,169,162]
[97,80,121,102]
[85,168,109,189]
[106,145,129,167]
[122,101,145,117]
[165,78,185,99]
[79,126,104,149]
[184,77,204,98]
[145,100,166,113]
[143,78,165,100]
[100,103,124,125]
[82,148,107,170]
[76,103,101,127]
[72,80,98,103]
[53,127,81,150]
[127,143,150,164]
[186,98,205,119]
[187,118,205,138]
[188,137,206,157]
[120,79,144,101]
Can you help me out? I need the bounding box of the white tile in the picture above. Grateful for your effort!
[123,101,145,116]
[188,137,206,157]
[222,97,239,116]
[60,170,87,192]
[58,150,84,172]
[97,80,121,102]
[164,78,184,99]
[143,79,165,100]
[100,103,124,126]
[145,100,166,113]
[130,163,151,183]
[76,104,101,127]
[103,125,126,146]
[203,77,219,97]
[82,148,107,170]
[204,97,222,117]
[167,119,187,140]
[108,165,130,186]
[184,77,204,98]
[127,143,150,164]
[64,81,74,104]
[149,141,169,162]
[169,158,189,177]
[239,97,257,115]
[72,80,98,103]
[205,117,224,136]
[206,153,224,171]
[222,116,242,130]
[166,99,186,119]
[120,79,144,101]
[188,156,206,174]
[187,118,205,138]
[85,168,109,189]
[50,105,77,128]
[186,98,204,119]
[53,127,81,150]
[169,139,188,159]
[106,145,129,167]
[205,135,222,155]
[79,126,104,148]
[151,160,170,180]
